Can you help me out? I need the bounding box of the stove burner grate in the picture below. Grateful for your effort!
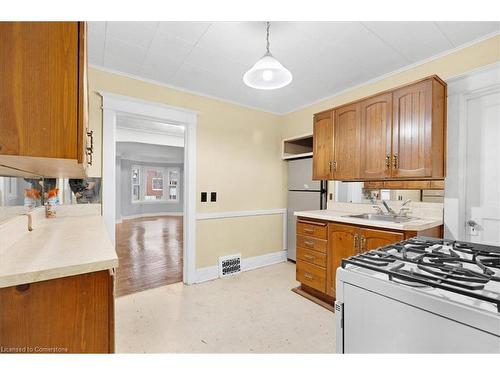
[341,236,500,312]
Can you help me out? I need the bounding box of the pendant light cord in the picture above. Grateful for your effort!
[266,22,270,54]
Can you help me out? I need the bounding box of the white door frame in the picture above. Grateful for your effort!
[445,62,500,241]
[100,92,198,285]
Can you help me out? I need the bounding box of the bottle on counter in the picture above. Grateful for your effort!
[24,188,41,210]
[45,188,59,218]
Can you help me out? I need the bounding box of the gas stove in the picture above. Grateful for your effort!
[341,237,500,313]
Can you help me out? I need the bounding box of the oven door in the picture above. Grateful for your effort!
[341,282,500,353]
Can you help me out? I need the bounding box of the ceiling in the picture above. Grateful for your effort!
[88,21,500,114]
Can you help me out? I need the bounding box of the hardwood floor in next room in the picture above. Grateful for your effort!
[115,216,183,297]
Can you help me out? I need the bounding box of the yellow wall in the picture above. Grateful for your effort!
[196,214,283,268]
[282,35,500,139]
[87,68,287,268]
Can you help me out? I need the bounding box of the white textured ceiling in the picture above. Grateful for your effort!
[88,21,500,114]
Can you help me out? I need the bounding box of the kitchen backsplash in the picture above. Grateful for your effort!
[0,171,102,225]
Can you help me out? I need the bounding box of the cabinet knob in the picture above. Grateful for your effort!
[392,154,398,169]
[15,284,30,292]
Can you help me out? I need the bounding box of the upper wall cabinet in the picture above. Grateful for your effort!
[392,79,445,179]
[312,110,334,180]
[333,102,361,180]
[359,92,392,179]
[0,22,90,178]
[312,76,446,181]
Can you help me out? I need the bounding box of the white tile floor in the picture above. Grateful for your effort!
[115,261,336,353]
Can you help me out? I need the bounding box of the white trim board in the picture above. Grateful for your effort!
[194,250,288,284]
[100,91,197,285]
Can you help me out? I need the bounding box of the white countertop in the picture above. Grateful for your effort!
[0,205,118,288]
[294,208,443,231]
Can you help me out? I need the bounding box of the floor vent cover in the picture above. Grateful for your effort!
[219,254,241,277]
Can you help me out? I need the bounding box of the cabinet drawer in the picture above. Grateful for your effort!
[297,247,327,268]
[297,235,327,253]
[296,260,326,293]
[297,220,327,239]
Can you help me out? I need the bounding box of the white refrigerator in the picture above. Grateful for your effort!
[286,158,326,261]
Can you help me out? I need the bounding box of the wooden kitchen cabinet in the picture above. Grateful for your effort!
[312,110,334,180]
[392,79,446,179]
[295,217,444,306]
[0,270,114,353]
[333,103,361,180]
[0,22,91,178]
[311,76,446,181]
[326,223,359,297]
[359,92,393,179]
[325,224,402,297]
[358,227,404,253]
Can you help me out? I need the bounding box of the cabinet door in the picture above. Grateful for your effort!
[0,22,79,159]
[0,270,113,353]
[312,111,334,180]
[359,227,404,252]
[333,103,361,180]
[359,93,393,179]
[327,223,359,297]
[392,80,433,178]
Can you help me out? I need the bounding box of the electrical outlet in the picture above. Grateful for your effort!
[210,192,217,202]
[201,192,207,202]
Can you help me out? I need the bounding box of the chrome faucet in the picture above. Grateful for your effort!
[398,199,412,217]
[381,200,396,215]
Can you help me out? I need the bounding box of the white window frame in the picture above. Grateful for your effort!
[131,166,141,203]
[131,164,180,204]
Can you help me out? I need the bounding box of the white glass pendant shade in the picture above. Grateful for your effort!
[243,52,293,90]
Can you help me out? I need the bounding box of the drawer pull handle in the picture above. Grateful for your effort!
[304,241,314,247]
[303,254,315,261]
[303,228,314,234]
[16,284,30,292]
[303,273,314,280]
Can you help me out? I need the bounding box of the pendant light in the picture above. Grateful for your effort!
[243,22,293,90]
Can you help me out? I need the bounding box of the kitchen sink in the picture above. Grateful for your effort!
[344,213,416,223]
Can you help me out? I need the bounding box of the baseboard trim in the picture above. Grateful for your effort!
[118,212,184,222]
[194,250,288,284]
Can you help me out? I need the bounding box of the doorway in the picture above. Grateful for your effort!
[100,92,197,285]
[115,135,185,296]
[445,63,500,245]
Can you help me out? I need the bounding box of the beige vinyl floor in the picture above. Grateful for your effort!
[115,261,336,353]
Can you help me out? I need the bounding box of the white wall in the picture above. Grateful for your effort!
[118,159,184,219]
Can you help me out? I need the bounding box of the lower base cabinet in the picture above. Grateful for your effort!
[326,223,404,297]
[0,270,115,353]
[295,218,443,304]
